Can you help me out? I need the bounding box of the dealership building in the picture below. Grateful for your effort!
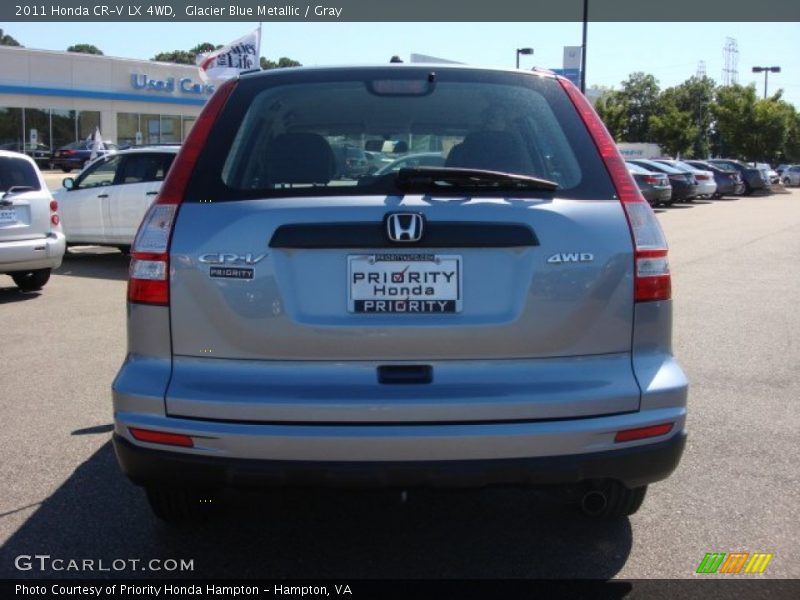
[0,45,213,153]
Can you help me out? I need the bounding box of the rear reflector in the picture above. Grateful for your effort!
[557,77,671,303]
[127,78,237,306]
[614,423,674,443]
[129,427,194,448]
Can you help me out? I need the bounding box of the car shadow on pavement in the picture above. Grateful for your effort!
[0,441,633,580]
[56,248,130,281]
[0,287,42,304]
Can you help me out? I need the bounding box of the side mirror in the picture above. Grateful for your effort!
[63,177,75,190]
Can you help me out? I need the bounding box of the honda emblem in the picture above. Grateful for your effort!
[386,213,424,243]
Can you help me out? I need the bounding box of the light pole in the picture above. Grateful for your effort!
[751,66,781,99]
[580,0,588,93]
[516,47,533,69]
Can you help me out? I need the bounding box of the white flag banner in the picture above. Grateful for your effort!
[89,126,105,161]
[197,29,261,83]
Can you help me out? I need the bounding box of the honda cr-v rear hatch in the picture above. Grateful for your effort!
[129,67,666,423]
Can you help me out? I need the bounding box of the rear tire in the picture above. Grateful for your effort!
[580,481,647,519]
[145,486,219,524]
[743,182,753,196]
[61,167,72,173]
[11,268,51,291]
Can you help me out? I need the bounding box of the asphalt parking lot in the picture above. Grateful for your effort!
[1,186,799,579]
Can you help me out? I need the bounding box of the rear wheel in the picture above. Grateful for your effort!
[60,167,72,173]
[11,268,51,291]
[145,486,219,524]
[580,481,647,519]
[743,182,753,196]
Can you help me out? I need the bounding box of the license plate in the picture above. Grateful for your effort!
[0,208,16,224]
[348,254,462,314]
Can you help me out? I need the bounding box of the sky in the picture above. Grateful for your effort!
[6,21,800,108]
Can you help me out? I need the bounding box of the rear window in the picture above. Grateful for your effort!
[634,160,683,174]
[187,68,615,201]
[0,157,41,192]
[626,163,651,174]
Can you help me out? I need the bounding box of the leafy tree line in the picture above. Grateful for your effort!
[1,31,300,70]
[594,72,800,164]
[152,43,301,70]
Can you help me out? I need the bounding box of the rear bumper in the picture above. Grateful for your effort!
[0,231,65,272]
[113,429,686,490]
[642,187,672,205]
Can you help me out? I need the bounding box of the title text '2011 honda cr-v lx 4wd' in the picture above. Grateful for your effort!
[112,66,688,523]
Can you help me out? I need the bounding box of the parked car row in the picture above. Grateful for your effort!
[0,139,122,173]
[624,156,784,206]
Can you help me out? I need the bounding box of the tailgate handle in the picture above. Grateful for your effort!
[378,365,433,385]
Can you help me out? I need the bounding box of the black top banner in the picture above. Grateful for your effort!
[3,0,800,22]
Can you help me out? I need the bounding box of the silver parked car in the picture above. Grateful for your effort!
[0,150,65,291]
[113,66,688,523]
[780,165,800,186]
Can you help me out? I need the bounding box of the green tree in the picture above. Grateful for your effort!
[783,111,800,163]
[260,56,302,70]
[0,29,22,46]
[664,76,716,158]
[594,90,630,141]
[711,84,796,162]
[67,44,103,55]
[152,43,220,64]
[710,84,758,159]
[649,92,698,157]
[152,49,196,64]
[751,94,796,163]
[618,72,661,142]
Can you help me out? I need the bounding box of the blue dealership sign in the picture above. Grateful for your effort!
[550,68,581,87]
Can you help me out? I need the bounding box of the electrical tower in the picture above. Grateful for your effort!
[697,61,707,78]
[722,38,739,85]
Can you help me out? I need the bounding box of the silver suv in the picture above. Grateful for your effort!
[112,66,688,522]
[0,150,65,291]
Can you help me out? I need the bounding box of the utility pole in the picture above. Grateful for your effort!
[580,0,588,93]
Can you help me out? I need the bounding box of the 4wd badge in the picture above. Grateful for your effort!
[547,253,594,264]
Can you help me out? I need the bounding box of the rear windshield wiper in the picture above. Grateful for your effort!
[1,186,35,199]
[395,167,559,192]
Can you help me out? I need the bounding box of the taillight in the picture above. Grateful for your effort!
[643,175,660,185]
[696,174,709,180]
[48,196,60,228]
[127,78,237,305]
[557,77,671,303]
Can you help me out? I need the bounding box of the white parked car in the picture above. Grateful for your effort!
[752,162,779,185]
[54,147,179,251]
[0,150,65,291]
